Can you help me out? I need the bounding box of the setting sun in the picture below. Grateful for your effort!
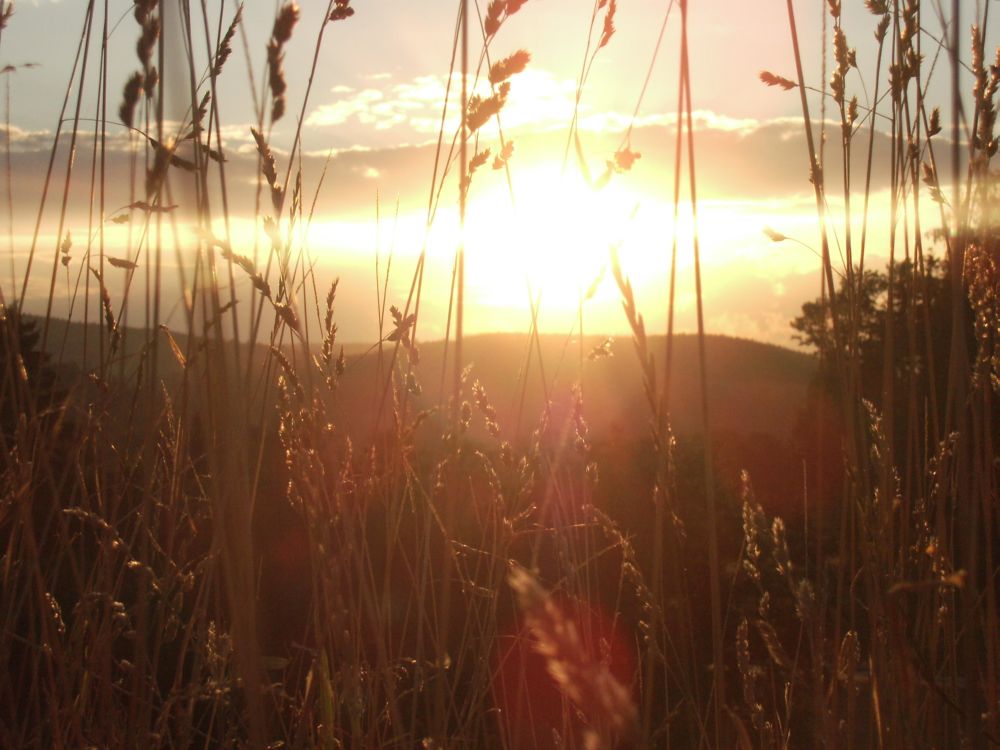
[464,164,633,306]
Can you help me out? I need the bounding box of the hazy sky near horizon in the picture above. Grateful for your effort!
[0,0,989,345]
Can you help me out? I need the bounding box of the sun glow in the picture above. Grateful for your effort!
[229,162,877,345]
[291,164,829,341]
[460,164,645,314]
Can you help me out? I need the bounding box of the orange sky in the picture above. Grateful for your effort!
[0,0,977,346]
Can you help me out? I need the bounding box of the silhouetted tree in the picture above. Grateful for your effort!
[788,255,973,541]
[790,256,963,445]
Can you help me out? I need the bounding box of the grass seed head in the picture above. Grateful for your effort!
[488,49,530,85]
[119,72,144,128]
[272,3,299,44]
[212,5,242,77]
[330,0,354,21]
[508,564,638,740]
[599,0,616,48]
[759,70,797,90]
[267,4,299,122]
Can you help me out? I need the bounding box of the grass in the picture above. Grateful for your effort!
[0,0,998,747]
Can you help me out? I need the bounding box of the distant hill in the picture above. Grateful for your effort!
[352,332,817,440]
[29,316,816,442]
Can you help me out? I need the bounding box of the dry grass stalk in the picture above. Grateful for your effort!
[759,70,797,90]
[508,563,639,743]
[251,126,283,214]
[466,84,509,134]
[488,49,530,85]
[211,5,242,78]
[329,0,354,22]
[484,0,529,40]
[118,72,143,128]
[598,0,616,49]
[266,3,300,123]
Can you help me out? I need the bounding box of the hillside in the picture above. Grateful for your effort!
[31,317,815,442]
[332,332,816,442]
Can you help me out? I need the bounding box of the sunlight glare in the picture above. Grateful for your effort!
[463,164,640,314]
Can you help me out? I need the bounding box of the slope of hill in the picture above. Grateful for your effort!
[332,332,816,442]
[30,316,815,442]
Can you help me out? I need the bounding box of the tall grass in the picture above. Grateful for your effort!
[0,0,997,747]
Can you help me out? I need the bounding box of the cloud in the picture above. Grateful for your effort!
[1,109,938,347]
[306,73,467,132]
[302,64,912,200]
[307,69,674,138]
[0,110,912,242]
[0,123,53,152]
[307,88,394,129]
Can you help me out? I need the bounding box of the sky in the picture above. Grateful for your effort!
[0,0,989,346]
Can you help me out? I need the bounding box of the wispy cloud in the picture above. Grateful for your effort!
[305,68,712,139]
[0,123,53,152]
[303,67,801,163]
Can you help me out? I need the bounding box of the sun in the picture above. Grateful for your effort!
[461,163,642,317]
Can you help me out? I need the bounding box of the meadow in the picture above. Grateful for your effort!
[0,0,998,747]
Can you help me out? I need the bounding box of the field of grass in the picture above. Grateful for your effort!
[1,0,998,747]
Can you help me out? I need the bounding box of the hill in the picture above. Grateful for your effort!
[331,332,816,442]
[28,316,815,443]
